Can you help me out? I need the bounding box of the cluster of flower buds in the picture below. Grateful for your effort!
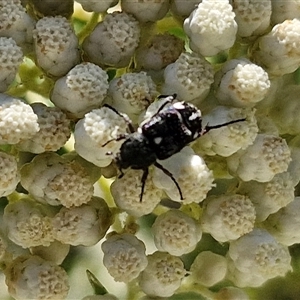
[1,0,300,299]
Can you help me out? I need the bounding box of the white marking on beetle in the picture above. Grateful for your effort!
[154,137,162,144]
[173,102,185,109]
[189,112,201,121]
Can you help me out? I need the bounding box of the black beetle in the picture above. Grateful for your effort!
[104,95,245,202]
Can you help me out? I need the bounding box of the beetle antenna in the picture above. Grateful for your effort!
[202,118,246,135]
[103,104,135,133]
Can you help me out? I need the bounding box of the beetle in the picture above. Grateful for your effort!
[103,94,245,202]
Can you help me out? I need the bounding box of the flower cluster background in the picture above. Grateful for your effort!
[1,0,300,299]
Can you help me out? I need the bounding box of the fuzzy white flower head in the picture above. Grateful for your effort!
[83,12,140,68]
[162,52,214,103]
[0,0,35,53]
[121,0,170,22]
[271,0,300,25]
[237,172,295,222]
[201,194,256,242]
[135,33,184,71]
[20,153,94,208]
[226,228,292,287]
[5,254,69,300]
[215,59,270,107]
[152,210,202,256]
[76,0,118,13]
[139,251,186,297]
[0,37,23,92]
[194,106,258,157]
[264,197,300,246]
[111,169,163,217]
[0,151,19,197]
[74,106,129,167]
[108,72,157,123]
[251,19,300,77]
[0,94,39,144]
[33,16,79,76]
[52,197,112,246]
[153,147,214,203]
[102,233,148,283]
[183,0,237,56]
[3,197,55,248]
[215,286,250,300]
[190,251,227,286]
[227,133,291,182]
[16,103,71,153]
[231,0,271,37]
[51,62,109,118]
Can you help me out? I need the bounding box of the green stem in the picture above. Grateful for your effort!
[77,12,101,44]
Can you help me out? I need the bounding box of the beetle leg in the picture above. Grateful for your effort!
[154,162,183,200]
[102,134,127,147]
[140,168,149,202]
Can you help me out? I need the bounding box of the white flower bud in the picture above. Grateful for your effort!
[190,251,227,286]
[76,0,118,13]
[139,251,185,297]
[16,103,71,153]
[51,62,109,118]
[5,254,69,300]
[271,0,300,25]
[121,0,170,22]
[52,197,112,246]
[0,93,39,144]
[111,169,163,217]
[194,106,258,157]
[184,0,237,56]
[108,72,157,123]
[227,133,291,182]
[33,16,79,76]
[226,228,292,287]
[74,106,129,167]
[162,52,214,103]
[3,197,55,248]
[0,151,19,197]
[30,241,70,265]
[215,286,249,300]
[0,0,35,53]
[152,210,202,256]
[264,196,300,246]
[201,194,256,242]
[153,147,215,203]
[0,37,23,92]
[83,12,140,68]
[237,172,295,222]
[20,153,94,208]
[102,233,148,283]
[135,33,184,71]
[215,59,270,107]
[232,0,271,37]
[251,19,300,77]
